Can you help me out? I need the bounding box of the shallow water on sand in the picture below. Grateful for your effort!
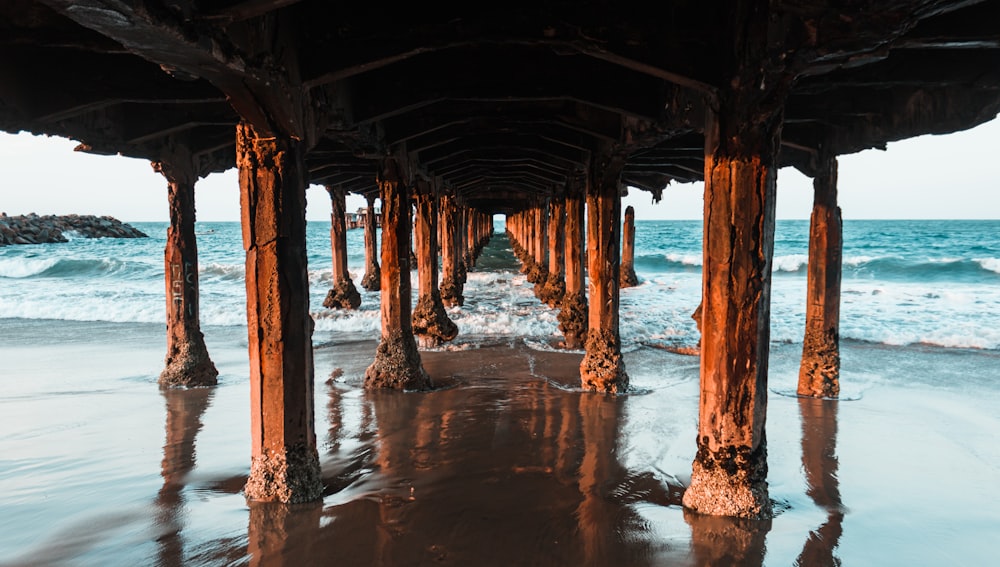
[1,317,998,566]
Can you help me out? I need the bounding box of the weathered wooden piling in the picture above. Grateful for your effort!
[237,122,322,503]
[322,185,361,310]
[364,158,430,390]
[580,156,628,393]
[527,202,548,284]
[558,178,588,350]
[537,197,566,307]
[798,156,842,398]
[455,205,469,287]
[154,156,218,388]
[464,208,477,271]
[620,205,639,288]
[439,193,464,307]
[682,75,784,519]
[361,193,381,292]
[411,180,458,347]
[517,208,533,273]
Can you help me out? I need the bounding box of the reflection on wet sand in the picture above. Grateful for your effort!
[684,511,770,567]
[155,386,213,567]
[795,397,843,567]
[134,343,859,566]
[238,345,677,566]
[147,346,853,566]
[247,502,322,567]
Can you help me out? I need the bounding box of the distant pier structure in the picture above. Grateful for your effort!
[3,1,999,516]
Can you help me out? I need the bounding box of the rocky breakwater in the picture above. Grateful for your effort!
[0,213,148,245]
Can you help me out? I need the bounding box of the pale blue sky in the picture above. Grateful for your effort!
[1,117,997,222]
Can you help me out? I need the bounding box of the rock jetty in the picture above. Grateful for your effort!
[0,213,147,245]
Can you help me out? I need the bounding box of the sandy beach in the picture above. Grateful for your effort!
[1,315,998,566]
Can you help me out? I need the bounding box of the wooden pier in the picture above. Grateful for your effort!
[3,0,999,516]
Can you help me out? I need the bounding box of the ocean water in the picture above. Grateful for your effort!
[1,219,999,566]
[1,219,998,351]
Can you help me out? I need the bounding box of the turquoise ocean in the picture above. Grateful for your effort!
[1,218,1000,565]
[1,219,998,351]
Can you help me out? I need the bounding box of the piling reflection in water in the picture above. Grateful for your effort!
[247,501,322,567]
[684,511,770,566]
[155,386,213,567]
[230,346,687,565]
[145,346,854,565]
[795,397,844,567]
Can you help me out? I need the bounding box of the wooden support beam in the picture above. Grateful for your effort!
[454,205,469,288]
[439,193,464,307]
[798,156,842,398]
[620,205,639,288]
[580,154,628,393]
[237,121,321,503]
[682,24,788,515]
[525,201,548,285]
[200,0,304,23]
[361,194,381,291]
[558,176,587,349]
[536,196,566,308]
[42,0,312,141]
[411,180,458,347]
[153,152,218,387]
[322,185,361,309]
[365,158,430,390]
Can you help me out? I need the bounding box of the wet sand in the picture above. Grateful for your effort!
[1,319,999,566]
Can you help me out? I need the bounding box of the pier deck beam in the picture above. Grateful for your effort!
[620,205,639,288]
[237,122,322,504]
[155,156,218,388]
[558,177,588,349]
[580,156,628,393]
[322,185,361,310]
[412,180,458,347]
[360,194,381,292]
[798,156,843,398]
[365,158,430,390]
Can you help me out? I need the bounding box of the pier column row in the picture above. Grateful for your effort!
[798,155,842,398]
[237,121,322,503]
[514,206,534,275]
[323,185,362,310]
[558,176,588,350]
[467,209,490,266]
[154,155,218,388]
[364,158,430,390]
[527,201,548,285]
[412,180,458,347]
[580,155,628,393]
[507,209,528,263]
[537,196,566,308]
[360,193,381,292]
[439,193,464,307]
[454,205,468,289]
